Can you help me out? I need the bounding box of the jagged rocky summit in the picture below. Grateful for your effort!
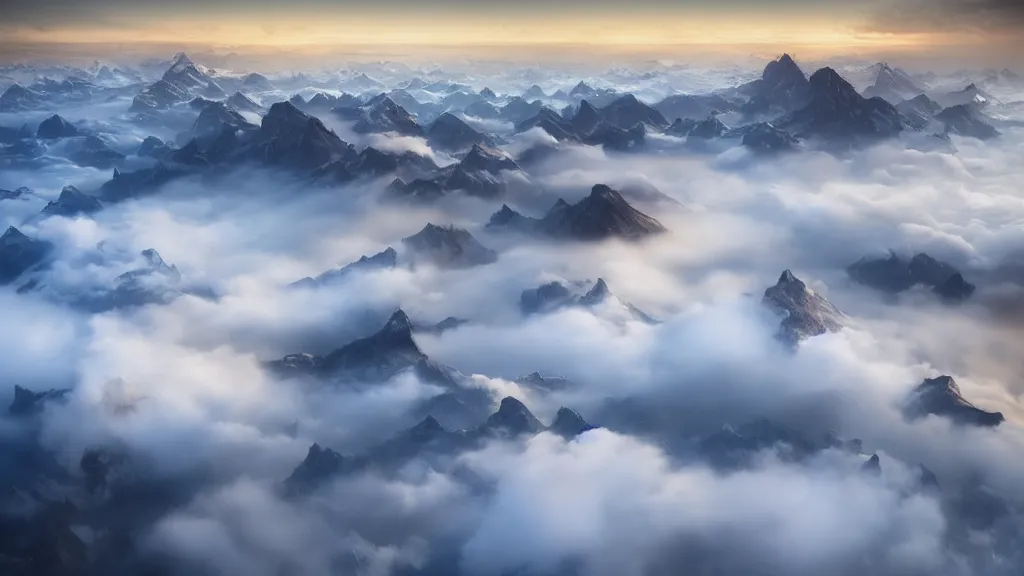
[763,270,843,344]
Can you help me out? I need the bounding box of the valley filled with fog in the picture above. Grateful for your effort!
[1,51,1024,576]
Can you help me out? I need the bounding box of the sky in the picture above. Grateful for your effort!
[0,0,1022,63]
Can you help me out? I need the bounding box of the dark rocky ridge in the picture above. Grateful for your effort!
[904,376,1004,427]
[488,184,666,241]
[0,227,52,285]
[402,224,497,268]
[285,395,594,494]
[847,251,975,302]
[763,270,844,344]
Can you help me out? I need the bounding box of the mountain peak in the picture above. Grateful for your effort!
[538,184,666,241]
[763,53,805,83]
[550,407,595,439]
[590,183,620,200]
[861,454,882,476]
[168,52,194,72]
[764,270,843,344]
[485,397,544,436]
[384,309,413,333]
[778,269,801,287]
[905,375,1004,427]
[581,278,610,304]
[809,67,849,90]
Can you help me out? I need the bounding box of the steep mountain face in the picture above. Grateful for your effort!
[762,270,844,344]
[426,113,493,152]
[863,63,926,104]
[782,67,903,144]
[598,94,669,130]
[741,122,799,153]
[64,136,126,170]
[498,97,544,124]
[487,185,666,241]
[481,396,546,437]
[36,114,80,139]
[569,100,603,134]
[319,310,427,379]
[741,54,812,116]
[334,94,423,137]
[569,81,596,98]
[549,407,597,439]
[687,116,729,139]
[487,204,541,233]
[937,83,993,108]
[904,376,1004,427]
[192,101,258,140]
[391,144,521,199]
[161,52,223,96]
[0,84,44,112]
[129,80,189,113]
[99,163,185,203]
[130,53,223,115]
[665,118,698,136]
[41,185,103,217]
[285,396,594,493]
[520,281,575,314]
[523,85,547,100]
[896,94,943,130]
[847,251,975,301]
[225,91,262,113]
[291,247,397,288]
[254,101,354,170]
[402,224,497,268]
[515,107,578,141]
[519,277,656,323]
[583,122,646,151]
[0,227,51,285]
[936,105,1000,140]
[539,184,667,240]
[270,310,493,431]
[93,249,183,310]
[271,310,425,381]
[136,136,171,159]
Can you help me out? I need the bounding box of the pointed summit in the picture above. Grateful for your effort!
[539,184,667,240]
[402,224,498,268]
[41,185,103,217]
[904,376,1004,427]
[483,397,545,436]
[579,278,610,305]
[782,67,902,143]
[284,443,346,494]
[383,309,413,333]
[861,454,882,476]
[599,94,669,130]
[37,114,80,139]
[0,226,52,285]
[550,407,596,439]
[169,52,194,71]
[269,309,429,381]
[570,99,603,134]
[763,270,843,344]
[569,81,596,98]
[293,247,398,288]
[863,62,924,104]
[426,112,493,152]
[523,84,547,100]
